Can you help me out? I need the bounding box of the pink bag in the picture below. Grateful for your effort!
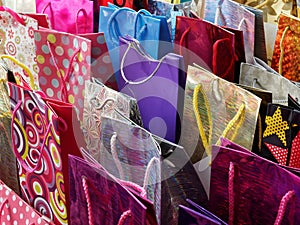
[0,180,54,224]
[36,0,93,34]
[34,28,92,121]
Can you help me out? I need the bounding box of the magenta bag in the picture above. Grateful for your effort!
[68,154,147,225]
[206,144,300,224]
[36,0,93,34]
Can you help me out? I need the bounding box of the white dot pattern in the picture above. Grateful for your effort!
[0,181,51,224]
[265,142,288,165]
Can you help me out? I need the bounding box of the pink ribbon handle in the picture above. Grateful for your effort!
[0,6,25,26]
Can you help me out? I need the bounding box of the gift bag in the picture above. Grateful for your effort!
[68,155,147,225]
[158,137,208,225]
[271,13,300,81]
[0,80,19,195]
[82,79,143,155]
[24,13,51,28]
[174,16,236,82]
[181,65,261,163]
[239,62,300,105]
[99,116,162,224]
[0,7,39,89]
[213,0,256,63]
[34,28,92,121]
[79,32,117,90]
[206,144,300,224]
[99,6,172,76]
[261,103,300,169]
[118,36,185,143]
[36,0,93,34]
[8,82,85,225]
[0,180,53,225]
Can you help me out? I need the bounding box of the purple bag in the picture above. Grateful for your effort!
[118,36,186,144]
[68,154,147,225]
[207,144,300,224]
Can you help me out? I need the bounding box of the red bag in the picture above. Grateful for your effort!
[174,16,236,82]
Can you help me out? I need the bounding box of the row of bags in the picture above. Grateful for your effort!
[3,61,300,225]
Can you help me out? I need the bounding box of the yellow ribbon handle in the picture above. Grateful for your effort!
[193,83,246,155]
[0,55,36,90]
[193,84,213,156]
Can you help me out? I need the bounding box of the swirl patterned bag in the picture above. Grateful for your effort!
[8,82,85,225]
[82,80,143,156]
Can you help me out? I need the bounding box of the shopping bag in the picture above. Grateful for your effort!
[158,136,208,225]
[99,6,172,76]
[82,79,143,155]
[206,144,300,224]
[213,0,256,63]
[0,79,19,195]
[99,115,162,224]
[8,82,85,225]
[271,13,300,81]
[36,0,93,34]
[0,180,53,224]
[68,154,147,225]
[118,36,185,143]
[181,65,261,163]
[261,103,300,169]
[23,13,51,28]
[239,62,300,105]
[0,7,39,89]
[174,16,236,82]
[34,28,92,121]
[79,32,117,91]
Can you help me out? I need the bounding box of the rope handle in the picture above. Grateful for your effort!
[278,26,290,75]
[110,132,160,198]
[179,27,191,56]
[46,41,81,102]
[117,210,132,225]
[0,6,25,26]
[120,40,167,85]
[212,38,235,79]
[228,161,295,225]
[41,2,55,28]
[82,176,94,225]
[90,97,115,110]
[113,0,126,8]
[107,7,136,47]
[11,101,52,173]
[193,84,213,156]
[0,55,36,90]
[193,83,246,155]
[133,9,152,40]
[75,8,88,34]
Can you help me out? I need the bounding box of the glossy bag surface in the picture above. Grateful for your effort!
[118,36,185,143]
[68,154,147,225]
[181,65,261,163]
[174,16,236,82]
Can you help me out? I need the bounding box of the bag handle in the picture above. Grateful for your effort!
[75,8,88,34]
[278,26,290,75]
[0,6,25,26]
[0,55,36,90]
[110,132,160,198]
[107,8,151,47]
[90,97,115,110]
[47,41,81,102]
[113,0,126,8]
[179,27,191,56]
[41,2,55,29]
[212,38,236,80]
[120,40,167,85]
[11,101,52,173]
[228,162,296,225]
[193,83,246,156]
[0,198,8,215]
[82,176,132,225]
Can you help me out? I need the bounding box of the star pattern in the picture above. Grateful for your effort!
[263,107,289,147]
